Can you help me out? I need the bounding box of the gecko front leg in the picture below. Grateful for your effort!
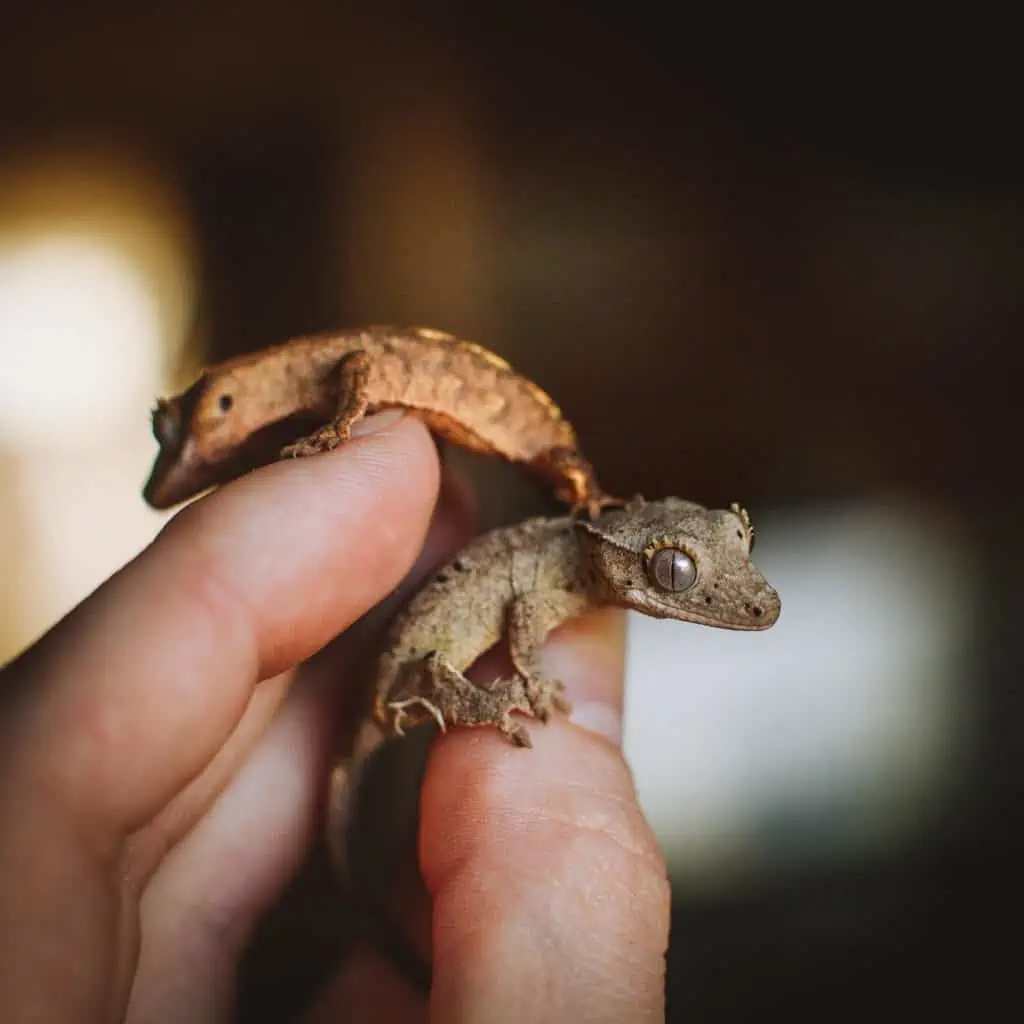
[280,349,373,458]
[386,651,536,747]
[505,592,588,722]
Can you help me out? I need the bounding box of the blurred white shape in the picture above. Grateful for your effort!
[0,152,194,659]
[623,500,976,886]
[0,234,163,442]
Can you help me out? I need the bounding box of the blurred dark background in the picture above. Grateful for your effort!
[1,3,1021,1020]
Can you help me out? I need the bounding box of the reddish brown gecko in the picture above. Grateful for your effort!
[143,325,618,515]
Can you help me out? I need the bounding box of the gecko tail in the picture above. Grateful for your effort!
[325,717,433,996]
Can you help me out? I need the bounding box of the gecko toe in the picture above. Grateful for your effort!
[280,441,316,459]
[281,425,346,459]
[388,697,446,734]
[506,720,533,747]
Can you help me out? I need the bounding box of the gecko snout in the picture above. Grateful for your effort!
[743,584,781,627]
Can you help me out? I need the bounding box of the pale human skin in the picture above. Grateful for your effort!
[0,411,669,1023]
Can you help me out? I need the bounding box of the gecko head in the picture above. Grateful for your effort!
[143,367,263,508]
[572,496,781,630]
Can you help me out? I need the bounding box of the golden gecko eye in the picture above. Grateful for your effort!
[647,547,697,592]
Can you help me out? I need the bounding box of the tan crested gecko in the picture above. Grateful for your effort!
[373,496,781,747]
[326,496,781,994]
[143,325,618,515]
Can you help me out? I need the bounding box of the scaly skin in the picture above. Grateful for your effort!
[142,325,617,515]
[374,496,782,747]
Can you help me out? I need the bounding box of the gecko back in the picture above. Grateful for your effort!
[144,325,616,515]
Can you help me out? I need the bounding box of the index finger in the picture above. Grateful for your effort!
[2,415,441,843]
[419,610,670,1023]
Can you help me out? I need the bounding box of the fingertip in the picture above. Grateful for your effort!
[420,716,661,891]
[420,607,633,885]
[421,720,669,1022]
[168,413,441,555]
[156,414,443,675]
[418,614,668,1021]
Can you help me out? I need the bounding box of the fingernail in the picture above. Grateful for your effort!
[569,701,623,745]
[350,408,406,437]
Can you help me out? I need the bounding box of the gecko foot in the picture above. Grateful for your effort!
[513,674,570,722]
[280,422,350,459]
[386,652,536,747]
[545,448,610,519]
[388,696,447,736]
[572,491,642,520]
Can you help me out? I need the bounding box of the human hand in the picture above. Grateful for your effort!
[0,413,669,1022]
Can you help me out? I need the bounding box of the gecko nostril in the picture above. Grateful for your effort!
[746,603,763,617]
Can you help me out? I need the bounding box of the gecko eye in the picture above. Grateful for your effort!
[217,393,234,413]
[647,547,697,592]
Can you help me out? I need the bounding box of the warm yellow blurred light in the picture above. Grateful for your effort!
[0,152,195,436]
[0,234,164,441]
[0,149,196,660]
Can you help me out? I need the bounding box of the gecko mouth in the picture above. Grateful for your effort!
[628,588,780,630]
[143,437,214,508]
[142,411,328,509]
